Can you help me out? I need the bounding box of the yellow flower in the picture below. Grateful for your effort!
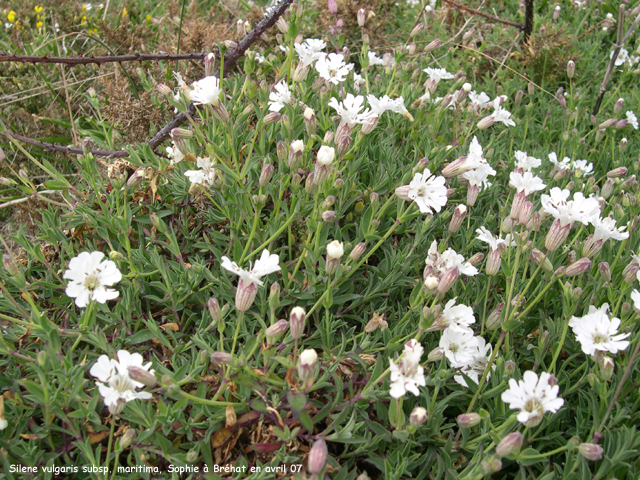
[34,5,43,13]
[36,21,43,28]
[146,14,151,22]
[7,10,16,22]
[122,7,127,16]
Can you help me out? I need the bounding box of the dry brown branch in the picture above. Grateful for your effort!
[147,0,295,151]
[592,7,640,116]
[0,52,213,65]
[440,0,524,30]
[4,131,129,158]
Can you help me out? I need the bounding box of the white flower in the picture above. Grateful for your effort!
[367,51,385,66]
[591,216,629,243]
[541,187,600,227]
[572,159,594,176]
[352,72,366,91]
[326,240,344,260]
[315,53,353,84]
[440,298,476,329]
[221,249,281,287]
[64,252,122,308]
[514,151,541,171]
[294,39,326,67]
[328,93,372,127]
[268,81,293,112]
[454,337,493,386]
[501,371,564,426]
[632,289,640,310]
[490,98,516,126]
[612,48,630,67]
[389,339,426,398]
[626,111,638,130]
[462,163,495,190]
[317,146,335,166]
[569,304,630,356]
[548,152,571,170]
[184,157,218,186]
[190,76,222,106]
[424,240,478,278]
[476,227,516,251]
[424,67,454,83]
[509,171,546,195]
[406,169,448,214]
[166,142,184,165]
[469,90,491,109]
[439,325,480,368]
[90,350,154,414]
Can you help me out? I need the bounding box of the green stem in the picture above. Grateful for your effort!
[179,390,242,406]
[104,416,116,480]
[230,311,244,357]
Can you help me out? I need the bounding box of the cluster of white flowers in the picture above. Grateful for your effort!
[548,152,594,176]
[90,350,155,415]
[513,150,542,172]
[612,47,640,68]
[294,38,327,67]
[423,240,478,294]
[315,53,354,84]
[268,81,293,112]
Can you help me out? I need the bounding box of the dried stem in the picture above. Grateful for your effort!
[0,52,213,65]
[522,0,534,43]
[592,7,640,116]
[147,0,294,150]
[4,130,129,158]
[440,0,524,30]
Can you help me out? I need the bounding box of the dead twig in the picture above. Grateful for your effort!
[0,52,214,65]
[148,0,295,150]
[592,6,640,116]
[440,0,523,30]
[4,131,129,158]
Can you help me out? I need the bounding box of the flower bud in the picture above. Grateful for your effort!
[350,242,367,261]
[504,360,516,376]
[289,306,306,340]
[485,248,502,276]
[457,413,481,428]
[322,211,336,222]
[276,140,287,164]
[204,52,216,77]
[288,140,305,169]
[265,319,288,341]
[304,107,317,136]
[426,345,444,361]
[357,8,366,26]
[210,351,233,365]
[326,240,344,275]
[578,443,604,461]
[565,59,575,79]
[235,279,258,311]
[496,432,523,457]
[410,407,428,425]
[565,257,591,277]
[308,438,328,474]
[449,205,467,233]
[437,267,459,295]
[595,129,605,143]
[598,356,614,382]
[328,0,337,14]
[120,428,137,449]
[486,302,504,330]
[468,252,484,266]
[2,253,19,276]
[481,457,502,474]
[519,201,533,225]
[126,167,146,188]
[545,219,571,252]
[614,98,625,115]
[410,23,424,37]
[423,38,441,54]
[477,115,495,130]
[263,112,281,125]
[126,366,157,387]
[298,348,318,384]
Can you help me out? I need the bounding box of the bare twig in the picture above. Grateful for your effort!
[147,0,295,150]
[0,52,213,65]
[440,0,524,29]
[592,7,640,116]
[4,131,129,158]
[522,0,534,43]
